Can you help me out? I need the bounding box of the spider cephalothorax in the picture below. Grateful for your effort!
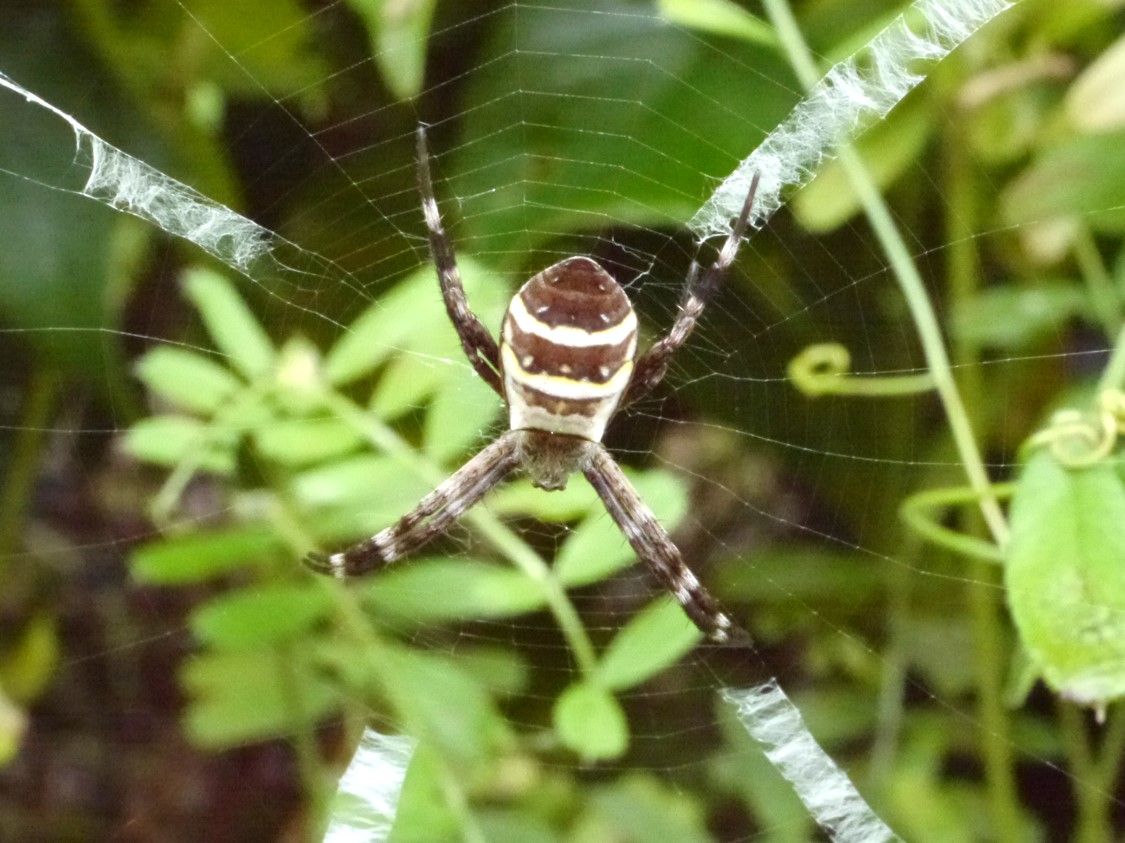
[305,126,760,643]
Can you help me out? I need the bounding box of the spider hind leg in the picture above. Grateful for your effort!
[303,433,520,578]
[583,443,746,643]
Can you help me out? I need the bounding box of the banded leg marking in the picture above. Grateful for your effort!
[625,172,761,406]
[415,125,503,394]
[583,445,742,643]
[305,433,520,578]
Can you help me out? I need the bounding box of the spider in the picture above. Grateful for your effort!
[305,126,760,643]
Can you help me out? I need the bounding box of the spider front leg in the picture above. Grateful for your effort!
[416,124,503,395]
[583,444,743,643]
[624,173,761,406]
[305,433,520,578]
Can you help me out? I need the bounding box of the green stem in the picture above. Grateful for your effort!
[763,0,1009,550]
[1096,322,1125,394]
[0,368,60,563]
[788,343,937,397]
[1059,702,1112,843]
[150,379,272,523]
[899,484,1013,564]
[765,2,1019,835]
[277,644,331,838]
[320,390,599,675]
[944,105,1022,843]
[1094,703,1125,789]
[1073,226,1121,340]
[317,570,487,843]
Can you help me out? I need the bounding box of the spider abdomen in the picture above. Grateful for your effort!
[500,257,637,443]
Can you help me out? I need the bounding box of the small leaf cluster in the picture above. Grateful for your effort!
[124,261,725,836]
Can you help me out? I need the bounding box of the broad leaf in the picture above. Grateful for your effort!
[594,599,701,691]
[1066,33,1125,133]
[183,648,338,747]
[658,0,776,46]
[191,583,334,650]
[364,559,546,624]
[378,647,511,768]
[122,415,236,473]
[183,268,276,379]
[134,346,242,415]
[1006,451,1125,706]
[488,478,600,523]
[253,416,364,467]
[555,470,688,586]
[347,0,438,100]
[1002,131,1125,232]
[131,526,284,584]
[951,281,1090,351]
[553,681,628,762]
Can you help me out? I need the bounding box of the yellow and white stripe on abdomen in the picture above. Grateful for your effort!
[499,257,638,443]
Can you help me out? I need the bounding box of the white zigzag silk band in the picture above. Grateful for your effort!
[690,0,1014,240]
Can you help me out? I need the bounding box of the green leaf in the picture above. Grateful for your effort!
[134,346,243,414]
[290,454,430,511]
[253,416,364,467]
[950,280,1090,351]
[0,18,150,379]
[131,527,284,584]
[488,477,600,523]
[452,647,529,697]
[594,599,701,691]
[272,335,326,415]
[347,0,438,101]
[324,257,505,387]
[389,744,461,843]
[323,280,430,387]
[0,613,59,704]
[183,267,276,379]
[183,648,339,747]
[191,583,334,650]
[370,351,453,420]
[555,513,637,588]
[121,415,236,474]
[1066,33,1125,133]
[166,0,329,98]
[555,469,689,587]
[1002,131,1125,232]
[456,8,796,251]
[1006,451,1125,706]
[423,373,503,462]
[476,812,558,843]
[0,689,25,766]
[553,681,628,761]
[379,647,511,767]
[586,775,714,843]
[364,559,547,624]
[658,0,776,46]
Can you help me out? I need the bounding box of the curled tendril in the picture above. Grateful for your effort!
[787,342,936,398]
[1026,389,1125,468]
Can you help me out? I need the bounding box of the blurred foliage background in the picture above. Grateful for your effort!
[2,0,1125,841]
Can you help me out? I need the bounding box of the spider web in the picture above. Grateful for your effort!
[2,1,1124,841]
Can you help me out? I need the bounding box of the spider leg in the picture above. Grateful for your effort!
[305,432,520,578]
[624,173,761,406]
[416,124,503,395]
[582,444,744,643]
